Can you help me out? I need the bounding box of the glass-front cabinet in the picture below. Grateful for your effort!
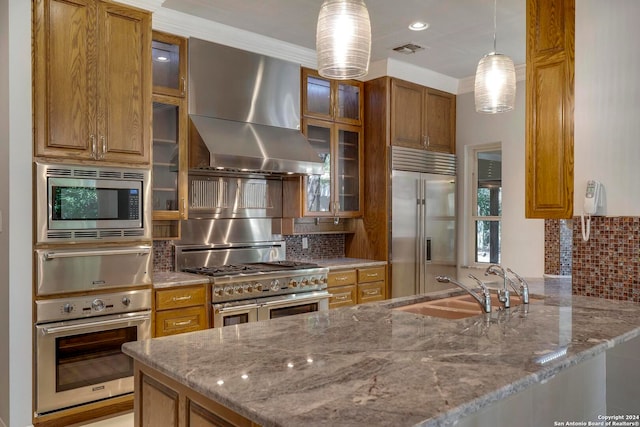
[303,119,362,217]
[302,68,363,126]
[152,95,188,221]
[151,31,187,97]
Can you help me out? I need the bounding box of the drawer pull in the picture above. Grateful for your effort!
[334,294,349,301]
[363,289,380,296]
[172,320,192,327]
[172,295,192,302]
[335,276,347,281]
[366,273,379,278]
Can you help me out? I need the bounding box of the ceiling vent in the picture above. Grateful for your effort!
[392,43,425,55]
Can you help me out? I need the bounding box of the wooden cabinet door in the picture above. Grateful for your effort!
[97,1,151,164]
[334,123,363,217]
[34,0,151,163]
[525,0,574,218]
[391,79,425,150]
[33,0,97,160]
[152,31,188,98]
[425,88,456,154]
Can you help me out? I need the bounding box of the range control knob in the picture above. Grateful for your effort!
[234,285,244,294]
[213,287,224,297]
[289,279,298,288]
[244,284,253,293]
[270,280,280,291]
[300,278,309,287]
[92,299,105,312]
[63,303,74,314]
[224,286,234,296]
[121,296,131,307]
[255,283,264,292]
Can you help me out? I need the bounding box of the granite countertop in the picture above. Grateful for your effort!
[300,257,387,269]
[124,278,640,426]
[153,271,211,288]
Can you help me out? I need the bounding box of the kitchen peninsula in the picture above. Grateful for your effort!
[123,278,640,426]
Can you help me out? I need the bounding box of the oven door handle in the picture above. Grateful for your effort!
[39,314,150,335]
[260,292,331,308]
[214,303,260,313]
[43,247,151,260]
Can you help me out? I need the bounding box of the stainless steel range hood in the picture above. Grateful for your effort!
[188,38,323,175]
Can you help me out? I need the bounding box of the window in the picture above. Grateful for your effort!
[471,145,502,264]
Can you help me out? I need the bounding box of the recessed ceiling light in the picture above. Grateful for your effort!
[409,22,429,31]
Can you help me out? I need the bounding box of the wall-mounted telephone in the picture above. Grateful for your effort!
[581,180,603,241]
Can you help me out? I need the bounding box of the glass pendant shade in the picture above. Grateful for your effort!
[474,52,516,113]
[316,0,371,80]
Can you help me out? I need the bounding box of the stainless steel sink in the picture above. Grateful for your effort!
[394,293,543,319]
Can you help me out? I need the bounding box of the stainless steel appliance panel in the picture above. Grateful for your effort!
[189,38,300,130]
[188,174,282,219]
[35,245,152,296]
[35,310,151,414]
[257,291,330,321]
[391,148,457,298]
[35,162,152,243]
[213,300,259,327]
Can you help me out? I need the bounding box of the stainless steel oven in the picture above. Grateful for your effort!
[34,289,151,416]
[35,161,151,243]
[212,291,330,327]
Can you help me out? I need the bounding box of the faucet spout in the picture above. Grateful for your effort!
[507,268,530,304]
[485,264,511,308]
[436,275,492,313]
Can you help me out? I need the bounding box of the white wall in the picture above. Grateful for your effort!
[574,0,640,216]
[0,0,10,424]
[2,0,33,425]
[456,83,545,278]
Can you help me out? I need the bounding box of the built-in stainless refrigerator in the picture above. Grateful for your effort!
[391,147,457,298]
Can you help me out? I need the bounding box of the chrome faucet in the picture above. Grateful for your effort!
[507,268,530,304]
[436,275,492,313]
[485,264,510,308]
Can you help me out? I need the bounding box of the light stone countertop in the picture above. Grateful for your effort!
[123,277,640,426]
[152,271,211,289]
[303,257,387,270]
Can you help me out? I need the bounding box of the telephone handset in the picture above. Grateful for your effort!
[581,180,603,241]
[584,180,602,215]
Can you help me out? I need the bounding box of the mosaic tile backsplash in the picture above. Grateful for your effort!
[152,234,346,273]
[571,216,640,302]
[544,219,573,276]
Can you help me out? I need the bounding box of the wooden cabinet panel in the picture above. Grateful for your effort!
[155,306,207,337]
[425,88,456,154]
[152,30,188,98]
[156,286,206,310]
[390,79,424,149]
[98,1,151,163]
[327,270,357,287]
[33,0,151,163]
[34,0,97,159]
[328,285,357,309]
[357,281,385,304]
[525,0,574,218]
[357,266,385,284]
[390,79,456,154]
[139,372,179,427]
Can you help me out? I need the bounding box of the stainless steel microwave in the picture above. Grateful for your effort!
[35,162,151,243]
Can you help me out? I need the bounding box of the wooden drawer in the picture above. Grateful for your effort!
[155,285,206,311]
[155,306,207,337]
[328,285,357,309]
[357,266,386,284]
[327,269,357,287]
[357,281,385,304]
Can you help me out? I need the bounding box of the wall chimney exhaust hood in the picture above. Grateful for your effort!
[188,38,323,175]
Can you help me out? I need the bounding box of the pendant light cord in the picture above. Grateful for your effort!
[493,0,497,53]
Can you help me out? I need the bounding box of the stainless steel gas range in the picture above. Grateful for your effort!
[175,241,330,328]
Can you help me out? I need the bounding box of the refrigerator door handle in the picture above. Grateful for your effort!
[425,237,432,263]
[415,179,422,292]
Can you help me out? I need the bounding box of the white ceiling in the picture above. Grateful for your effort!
[161,0,526,80]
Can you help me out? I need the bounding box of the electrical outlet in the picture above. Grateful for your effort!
[302,237,308,249]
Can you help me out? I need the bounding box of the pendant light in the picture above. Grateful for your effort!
[474,0,516,113]
[316,0,371,80]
